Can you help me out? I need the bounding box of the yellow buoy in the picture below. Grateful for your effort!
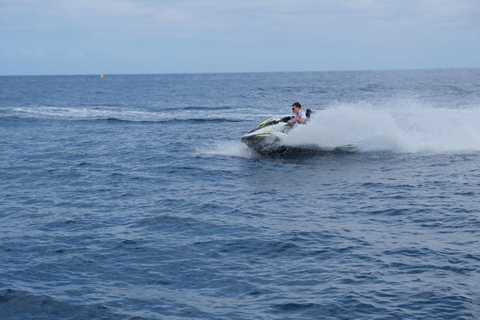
[100,74,104,78]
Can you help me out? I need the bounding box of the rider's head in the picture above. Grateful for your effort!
[292,102,301,112]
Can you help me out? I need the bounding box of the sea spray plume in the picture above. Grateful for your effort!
[283,103,480,154]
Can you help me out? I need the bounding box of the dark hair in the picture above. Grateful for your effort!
[292,102,301,109]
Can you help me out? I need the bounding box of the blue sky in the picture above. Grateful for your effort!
[1,0,479,75]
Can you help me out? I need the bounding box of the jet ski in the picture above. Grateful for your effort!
[241,115,293,155]
[241,109,316,155]
[241,109,358,155]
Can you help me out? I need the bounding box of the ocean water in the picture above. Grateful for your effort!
[1,69,480,319]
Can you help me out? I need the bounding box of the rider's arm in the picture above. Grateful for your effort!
[295,116,306,123]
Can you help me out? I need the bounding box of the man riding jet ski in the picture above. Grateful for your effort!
[241,103,313,155]
[288,102,308,126]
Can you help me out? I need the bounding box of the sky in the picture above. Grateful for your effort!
[1,0,479,75]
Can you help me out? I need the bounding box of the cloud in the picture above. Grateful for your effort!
[1,0,479,74]
[2,0,479,40]
[66,51,85,59]
[21,49,48,58]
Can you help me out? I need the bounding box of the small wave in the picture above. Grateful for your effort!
[0,288,114,319]
[273,302,320,311]
[3,106,248,124]
[177,106,235,111]
[9,106,164,122]
[100,117,244,124]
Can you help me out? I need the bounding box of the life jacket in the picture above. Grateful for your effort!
[291,109,312,125]
[298,109,312,120]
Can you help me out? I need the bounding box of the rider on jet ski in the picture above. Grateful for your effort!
[287,102,307,126]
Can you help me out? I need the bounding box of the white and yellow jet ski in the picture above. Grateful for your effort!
[241,115,293,155]
[241,109,357,155]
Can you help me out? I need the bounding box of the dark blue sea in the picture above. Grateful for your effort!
[1,69,480,319]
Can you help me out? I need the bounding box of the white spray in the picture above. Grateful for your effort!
[283,102,480,153]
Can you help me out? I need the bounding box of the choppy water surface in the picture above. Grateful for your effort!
[1,69,480,319]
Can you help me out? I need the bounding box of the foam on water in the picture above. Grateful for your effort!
[199,140,256,159]
[11,106,167,122]
[284,102,480,154]
[8,106,259,123]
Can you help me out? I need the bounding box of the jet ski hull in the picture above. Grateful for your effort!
[241,130,336,156]
[242,137,349,156]
[241,134,284,155]
[241,116,358,156]
[244,142,358,156]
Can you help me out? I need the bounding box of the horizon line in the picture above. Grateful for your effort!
[1,66,479,77]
